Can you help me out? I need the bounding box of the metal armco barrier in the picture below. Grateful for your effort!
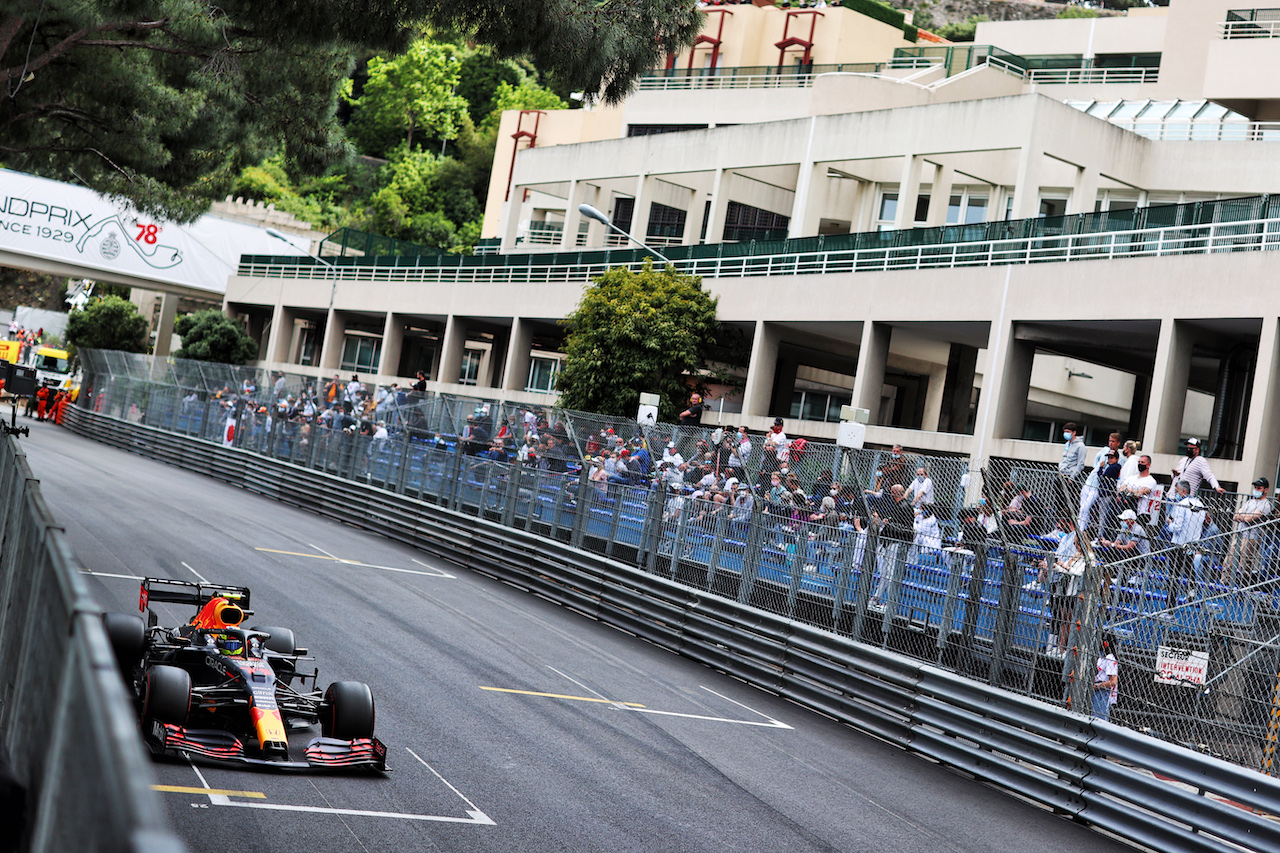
[65,406,1280,853]
[0,433,186,853]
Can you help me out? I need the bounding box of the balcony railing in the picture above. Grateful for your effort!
[1221,9,1280,38]
[1027,67,1159,85]
[240,213,1280,287]
[634,60,934,91]
[1108,118,1280,142]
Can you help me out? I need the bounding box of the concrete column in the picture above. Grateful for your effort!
[705,168,734,244]
[629,174,653,245]
[893,155,925,230]
[583,186,607,247]
[484,327,510,388]
[1143,319,1194,455]
[267,304,295,365]
[976,322,1034,442]
[318,309,346,371]
[1069,165,1100,215]
[438,315,468,384]
[681,187,701,246]
[741,320,780,418]
[925,165,955,228]
[1010,146,1046,220]
[853,180,877,232]
[789,161,827,239]
[920,363,950,432]
[502,318,535,391]
[851,322,891,416]
[986,185,1006,223]
[378,313,404,379]
[501,194,524,250]
[153,292,180,358]
[559,180,586,249]
[938,343,979,434]
[1242,316,1280,483]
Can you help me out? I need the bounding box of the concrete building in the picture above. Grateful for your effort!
[227,0,1280,487]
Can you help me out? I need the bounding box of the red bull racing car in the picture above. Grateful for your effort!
[104,577,388,771]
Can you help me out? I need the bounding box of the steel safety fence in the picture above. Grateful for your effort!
[63,404,1280,849]
[0,434,185,852]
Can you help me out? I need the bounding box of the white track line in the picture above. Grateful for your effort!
[181,562,209,583]
[78,571,143,580]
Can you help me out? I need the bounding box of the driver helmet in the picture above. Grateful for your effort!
[216,634,244,657]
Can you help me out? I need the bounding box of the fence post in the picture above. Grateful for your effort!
[570,466,591,548]
[502,463,522,528]
[989,545,1020,689]
[737,504,766,605]
[851,522,879,641]
[705,512,728,590]
[643,485,664,574]
[605,482,626,558]
[447,443,464,511]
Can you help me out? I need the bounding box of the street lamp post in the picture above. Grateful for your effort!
[577,203,674,265]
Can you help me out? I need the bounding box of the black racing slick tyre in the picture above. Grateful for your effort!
[102,612,145,676]
[249,626,295,656]
[321,681,376,740]
[143,665,191,726]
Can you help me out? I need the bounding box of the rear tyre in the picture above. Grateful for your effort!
[321,681,376,740]
[102,612,145,676]
[143,665,191,725]
[248,626,295,656]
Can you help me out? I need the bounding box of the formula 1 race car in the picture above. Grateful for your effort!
[103,577,388,771]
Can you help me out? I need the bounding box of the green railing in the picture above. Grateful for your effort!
[243,195,1280,274]
[317,227,443,259]
[891,44,1029,76]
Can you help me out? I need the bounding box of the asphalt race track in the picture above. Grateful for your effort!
[20,422,1136,853]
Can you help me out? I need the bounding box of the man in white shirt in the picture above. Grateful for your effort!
[1165,480,1206,599]
[662,441,685,469]
[907,466,935,508]
[1224,476,1273,584]
[1079,432,1121,533]
[1118,454,1159,522]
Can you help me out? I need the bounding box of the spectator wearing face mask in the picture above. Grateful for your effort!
[907,466,934,509]
[1117,454,1159,524]
[874,444,911,492]
[1223,476,1272,585]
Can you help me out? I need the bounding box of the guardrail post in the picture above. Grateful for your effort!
[570,466,590,548]
[955,540,988,676]
[643,484,664,574]
[605,482,626,558]
[447,442,464,511]
[395,432,411,494]
[501,462,522,527]
[850,522,879,641]
[705,512,728,590]
[737,504,765,605]
[479,460,496,517]
[989,545,1020,689]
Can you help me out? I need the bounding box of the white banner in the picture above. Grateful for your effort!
[0,169,310,296]
[1155,646,1209,687]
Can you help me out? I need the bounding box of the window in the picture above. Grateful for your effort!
[722,201,789,242]
[607,198,635,246]
[877,190,931,231]
[298,323,318,367]
[340,334,382,373]
[525,357,560,393]
[459,348,483,386]
[790,390,852,423]
[946,192,989,226]
[646,202,687,241]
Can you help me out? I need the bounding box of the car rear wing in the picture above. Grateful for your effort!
[140,577,251,617]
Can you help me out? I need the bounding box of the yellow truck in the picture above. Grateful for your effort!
[0,342,76,396]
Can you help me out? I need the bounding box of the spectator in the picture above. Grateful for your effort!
[762,417,790,471]
[1079,432,1122,533]
[912,505,942,554]
[1118,439,1141,483]
[461,415,489,455]
[1027,518,1079,593]
[907,466,935,509]
[1092,634,1120,721]
[344,375,363,405]
[973,495,999,535]
[1166,480,1206,596]
[1117,454,1159,525]
[1171,437,1226,497]
[729,482,754,538]
[662,441,685,468]
[1223,476,1272,585]
[411,371,428,393]
[1001,484,1046,539]
[1095,509,1150,572]
[809,495,840,526]
[728,426,752,478]
[868,484,915,608]
[874,444,912,492]
[608,449,632,484]
[678,392,705,426]
[630,440,653,480]
[1058,421,1085,518]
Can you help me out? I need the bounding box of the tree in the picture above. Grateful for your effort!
[557,261,721,422]
[174,310,259,364]
[479,80,569,133]
[1,1,702,221]
[935,15,990,43]
[344,40,469,159]
[65,296,148,353]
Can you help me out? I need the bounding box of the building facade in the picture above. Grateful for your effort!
[226,0,1280,487]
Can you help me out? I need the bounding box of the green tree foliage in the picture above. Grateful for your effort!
[174,310,259,364]
[1,1,702,221]
[65,296,148,353]
[344,40,469,159]
[1057,7,1101,18]
[479,81,569,133]
[935,15,990,43]
[557,261,721,422]
[456,51,526,124]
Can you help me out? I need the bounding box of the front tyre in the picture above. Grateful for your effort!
[321,681,376,740]
[143,665,191,726]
